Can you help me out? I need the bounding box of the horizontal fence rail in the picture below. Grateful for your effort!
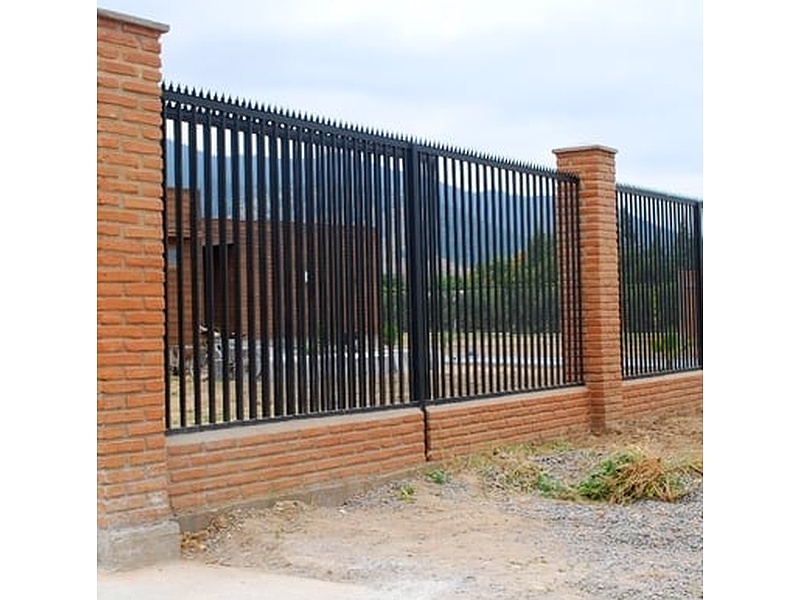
[616,185,703,378]
[162,84,584,431]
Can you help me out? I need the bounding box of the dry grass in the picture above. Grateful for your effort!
[576,451,692,504]
[447,406,703,505]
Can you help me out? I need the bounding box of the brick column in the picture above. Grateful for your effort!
[97,9,179,569]
[553,146,622,432]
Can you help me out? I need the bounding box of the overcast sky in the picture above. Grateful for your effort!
[98,0,702,199]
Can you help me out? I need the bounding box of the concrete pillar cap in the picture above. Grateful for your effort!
[553,145,618,156]
[97,7,170,33]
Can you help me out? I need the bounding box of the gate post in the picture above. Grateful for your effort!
[97,9,179,569]
[553,145,623,432]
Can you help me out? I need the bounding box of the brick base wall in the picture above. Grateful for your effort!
[623,372,703,419]
[164,375,701,527]
[426,387,592,461]
[166,408,424,520]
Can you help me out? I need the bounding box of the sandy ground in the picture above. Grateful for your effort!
[179,407,703,599]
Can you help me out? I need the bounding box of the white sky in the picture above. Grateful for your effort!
[99,0,702,199]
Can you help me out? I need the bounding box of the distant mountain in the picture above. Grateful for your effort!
[164,139,568,269]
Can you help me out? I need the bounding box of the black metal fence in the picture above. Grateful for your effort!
[616,185,703,378]
[162,85,584,431]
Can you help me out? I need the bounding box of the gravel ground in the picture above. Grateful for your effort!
[499,479,703,599]
[182,409,703,599]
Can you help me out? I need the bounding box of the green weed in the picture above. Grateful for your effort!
[396,482,416,502]
[426,469,450,485]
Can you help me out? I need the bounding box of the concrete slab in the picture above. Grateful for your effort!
[97,561,383,600]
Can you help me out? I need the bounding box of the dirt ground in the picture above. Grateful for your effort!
[180,406,703,599]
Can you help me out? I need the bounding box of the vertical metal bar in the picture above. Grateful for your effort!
[489,164,500,393]
[520,173,538,389]
[681,202,693,369]
[502,167,512,391]
[650,194,661,374]
[343,140,356,408]
[427,153,442,400]
[678,202,690,370]
[216,117,231,421]
[468,162,478,395]
[534,174,546,388]
[629,190,638,376]
[327,140,339,411]
[376,149,388,407]
[459,159,471,397]
[575,178,584,383]
[677,201,688,370]
[333,141,347,410]
[257,125,270,417]
[617,189,628,378]
[645,193,656,375]
[666,197,678,371]
[626,190,636,376]
[393,150,406,404]
[693,201,703,368]
[319,141,332,412]
[559,175,567,386]
[478,162,488,395]
[542,175,552,387]
[531,174,541,387]
[315,142,327,412]
[550,176,560,385]
[244,123,257,419]
[188,110,201,424]
[294,133,306,415]
[445,156,455,398]
[354,142,366,408]
[628,189,636,378]
[161,98,172,429]
[365,143,378,407]
[202,117,216,423]
[570,178,582,384]
[512,169,523,391]
[283,131,296,414]
[406,143,430,405]
[656,194,667,373]
[231,123,244,420]
[677,200,688,370]
[390,149,401,405]
[629,190,639,377]
[270,124,284,416]
[174,113,187,424]
[500,166,510,391]
[639,191,649,377]
[307,137,320,414]
[386,150,398,405]
[467,163,483,395]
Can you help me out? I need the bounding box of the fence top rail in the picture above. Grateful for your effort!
[617,183,703,207]
[162,82,575,182]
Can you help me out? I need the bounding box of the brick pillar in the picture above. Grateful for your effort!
[97,9,179,569]
[553,146,622,432]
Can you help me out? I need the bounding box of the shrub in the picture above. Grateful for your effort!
[577,451,689,504]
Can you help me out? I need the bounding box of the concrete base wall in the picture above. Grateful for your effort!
[97,520,181,571]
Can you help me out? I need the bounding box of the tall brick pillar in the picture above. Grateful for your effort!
[97,9,179,569]
[553,146,623,432]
